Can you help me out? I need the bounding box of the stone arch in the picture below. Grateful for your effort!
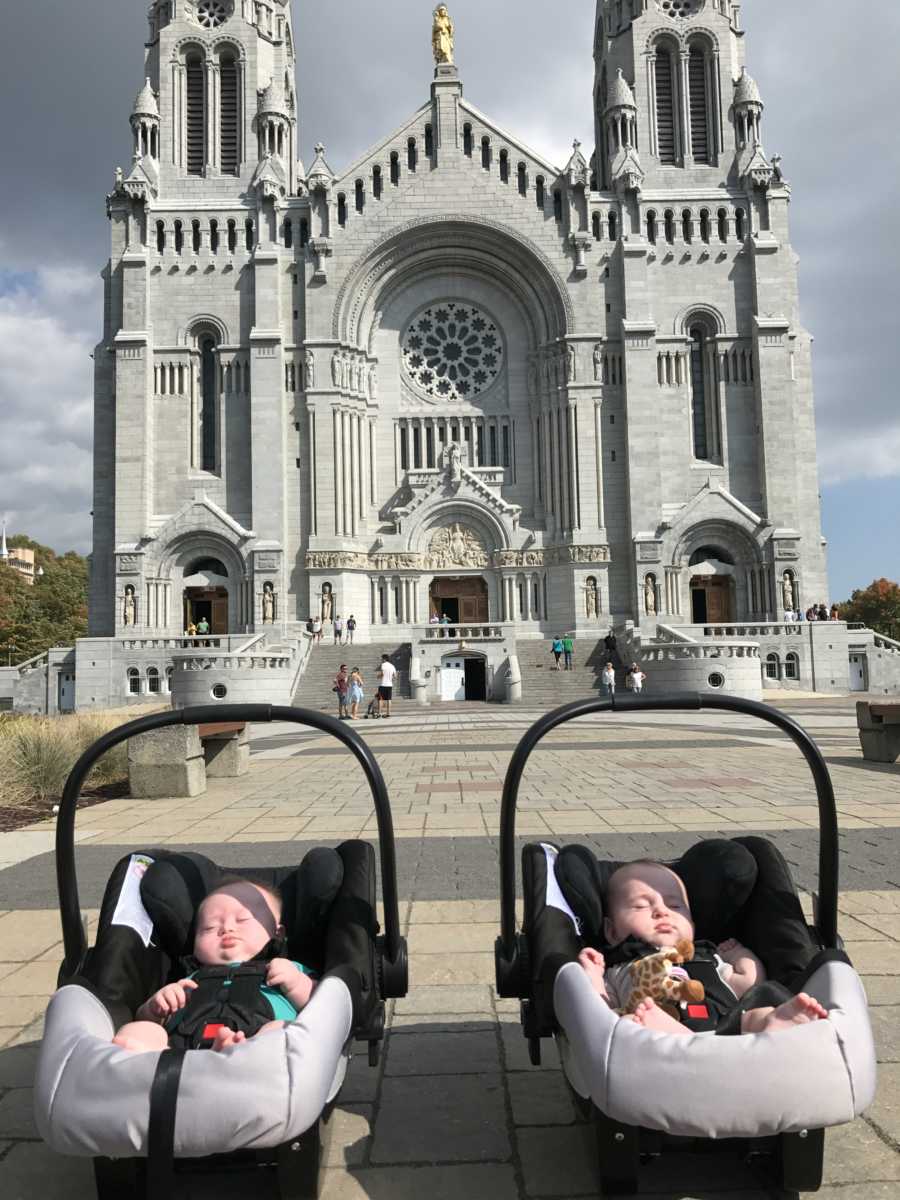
[170,38,209,63]
[332,216,574,350]
[685,26,722,53]
[407,502,510,558]
[674,302,727,336]
[210,36,247,60]
[155,531,248,635]
[646,26,686,52]
[179,314,230,346]
[672,521,761,570]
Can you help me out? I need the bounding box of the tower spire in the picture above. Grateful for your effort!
[0,519,9,561]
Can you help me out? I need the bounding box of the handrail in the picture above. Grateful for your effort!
[498,692,840,958]
[56,704,402,980]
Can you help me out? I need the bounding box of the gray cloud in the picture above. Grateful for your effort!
[0,0,897,553]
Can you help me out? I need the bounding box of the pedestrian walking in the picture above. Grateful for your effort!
[604,630,618,655]
[312,617,322,643]
[376,654,397,718]
[346,615,356,645]
[628,662,646,693]
[551,636,564,671]
[562,634,575,672]
[333,615,344,644]
[347,667,364,719]
[333,663,349,719]
[601,661,616,697]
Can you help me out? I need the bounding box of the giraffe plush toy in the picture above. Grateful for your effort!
[617,939,705,1021]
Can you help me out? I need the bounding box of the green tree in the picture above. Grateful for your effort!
[838,579,900,640]
[0,536,88,664]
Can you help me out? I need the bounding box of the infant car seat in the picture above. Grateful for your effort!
[495,693,877,1196]
[34,704,408,1200]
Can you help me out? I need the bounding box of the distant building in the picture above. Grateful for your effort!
[0,527,36,586]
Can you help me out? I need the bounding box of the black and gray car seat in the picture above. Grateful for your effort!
[34,705,408,1200]
[495,694,877,1196]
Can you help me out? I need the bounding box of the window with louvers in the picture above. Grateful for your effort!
[689,48,711,163]
[186,57,205,175]
[655,50,677,164]
[220,57,239,175]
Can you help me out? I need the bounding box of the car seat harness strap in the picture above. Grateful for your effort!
[147,1046,186,1197]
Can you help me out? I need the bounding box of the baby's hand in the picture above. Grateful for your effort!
[579,947,606,973]
[267,958,315,1008]
[717,938,749,966]
[141,978,198,1021]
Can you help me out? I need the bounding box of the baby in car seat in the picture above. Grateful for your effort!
[578,860,828,1035]
[113,877,317,1054]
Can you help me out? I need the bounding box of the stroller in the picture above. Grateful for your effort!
[34,703,408,1199]
[495,693,877,1195]
[364,694,381,719]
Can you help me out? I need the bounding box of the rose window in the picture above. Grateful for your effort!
[658,0,703,16]
[402,303,504,402]
[197,1,228,28]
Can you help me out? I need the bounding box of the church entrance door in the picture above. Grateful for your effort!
[184,587,229,634]
[429,577,489,623]
[690,578,733,624]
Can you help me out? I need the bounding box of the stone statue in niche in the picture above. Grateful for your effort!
[321,583,333,622]
[593,344,603,381]
[305,350,315,390]
[644,574,657,616]
[527,357,538,396]
[444,441,462,482]
[368,364,378,400]
[262,583,275,624]
[341,354,350,390]
[123,585,136,627]
[585,577,598,619]
[782,572,794,612]
[567,344,577,383]
[432,5,454,65]
[331,351,341,387]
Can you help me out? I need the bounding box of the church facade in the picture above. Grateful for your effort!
[90,0,828,652]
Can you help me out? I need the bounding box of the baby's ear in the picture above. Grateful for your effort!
[603,916,615,944]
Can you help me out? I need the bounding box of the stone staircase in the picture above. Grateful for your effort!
[292,640,414,714]
[514,636,628,707]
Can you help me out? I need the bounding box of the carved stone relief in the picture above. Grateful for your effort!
[424,524,490,570]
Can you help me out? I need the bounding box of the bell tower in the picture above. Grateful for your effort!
[133,0,299,199]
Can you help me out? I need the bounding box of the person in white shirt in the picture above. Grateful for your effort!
[601,662,616,697]
[628,663,646,694]
[377,655,397,717]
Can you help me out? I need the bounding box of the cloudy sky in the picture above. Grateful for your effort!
[0,1,897,598]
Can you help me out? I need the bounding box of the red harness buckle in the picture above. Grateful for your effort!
[687,1005,709,1020]
[201,1023,226,1041]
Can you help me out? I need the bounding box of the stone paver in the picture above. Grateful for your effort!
[0,696,897,1197]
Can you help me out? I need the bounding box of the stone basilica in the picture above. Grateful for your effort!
[90,0,827,650]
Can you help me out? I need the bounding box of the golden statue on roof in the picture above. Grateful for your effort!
[432,5,454,65]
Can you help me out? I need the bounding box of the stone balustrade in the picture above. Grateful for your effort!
[679,622,807,640]
[419,623,508,642]
[641,642,761,664]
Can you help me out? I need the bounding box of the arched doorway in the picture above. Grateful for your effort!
[688,547,735,623]
[430,576,489,624]
[183,557,229,634]
[440,652,488,701]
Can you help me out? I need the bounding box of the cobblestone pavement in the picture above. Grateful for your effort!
[0,695,897,1198]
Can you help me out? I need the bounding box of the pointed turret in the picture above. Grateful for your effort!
[734,67,773,188]
[604,69,643,194]
[0,520,8,561]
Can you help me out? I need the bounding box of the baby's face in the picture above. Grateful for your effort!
[604,864,694,948]
[194,882,281,964]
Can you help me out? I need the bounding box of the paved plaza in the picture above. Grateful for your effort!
[0,695,897,1198]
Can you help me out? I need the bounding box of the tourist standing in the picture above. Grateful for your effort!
[333,615,344,644]
[312,616,322,643]
[601,662,616,697]
[830,604,840,621]
[562,634,575,672]
[348,667,365,719]
[817,604,829,622]
[346,615,357,645]
[628,663,646,694]
[376,654,397,718]
[333,664,349,719]
[551,636,564,671]
[604,630,618,656]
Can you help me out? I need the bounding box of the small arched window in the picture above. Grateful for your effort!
[682,209,693,242]
[688,323,719,462]
[227,219,237,253]
[156,220,166,253]
[407,138,417,171]
[283,218,293,248]
[664,209,675,244]
[654,42,678,164]
[699,210,711,243]
[192,219,201,254]
[784,652,800,681]
[245,218,254,252]
[209,219,219,253]
[735,207,746,240]
[463,124,473,157]
[165,666,174,693]
[593,211,603,241]
[337,194,347,226]
[127,667,141,695]
[390,151,400,185]
[517,162,527,196]
[553,190,563,222]
[765,653,781,681]
[299,218,309,247]
[499,149,509,183]
[372,165,383,199]
[646,210,657,244]
[535,175,545,210]
[608,211,618,241]
[481,137,491,170]
[688,44,712,163]
[424,124,434,158]
[717,208,728,242]
[355,179,364,213]
[199,334,219,472]
[147,666,161,694]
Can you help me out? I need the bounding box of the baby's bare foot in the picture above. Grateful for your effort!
[211,1028,247,1052]
[578,948,608,999]
[630,998,691,1036]
[760,993,828,1033]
